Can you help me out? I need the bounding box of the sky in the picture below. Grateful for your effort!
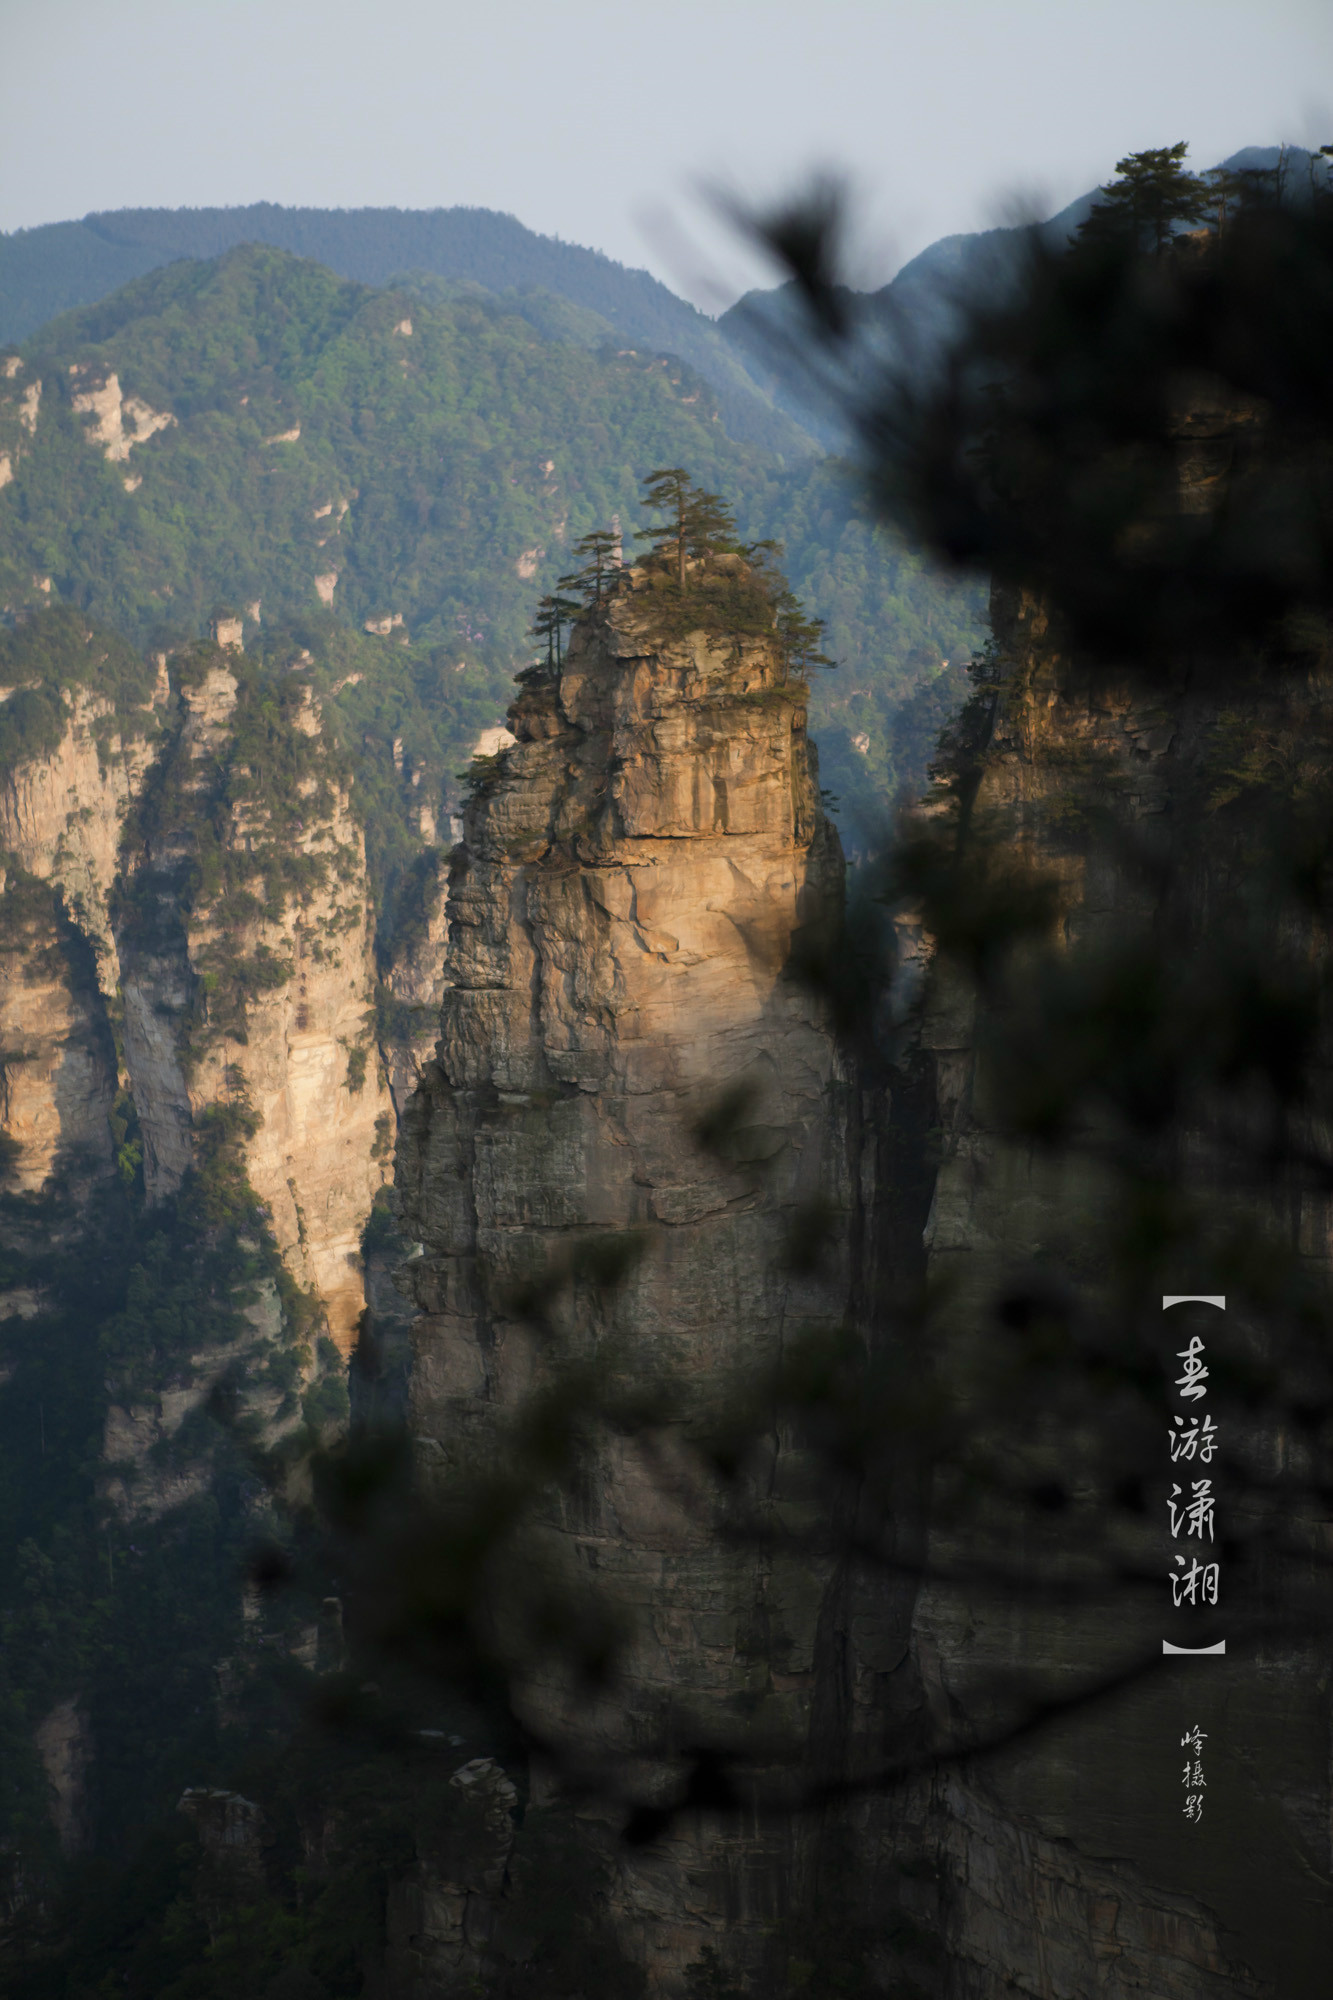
[3,0,1331,310]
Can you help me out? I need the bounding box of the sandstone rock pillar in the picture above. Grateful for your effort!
[398,572,849,1983]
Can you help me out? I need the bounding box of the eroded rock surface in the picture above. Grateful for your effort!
[0,683,161,985]
[397,551,1295,1994]
[380,847,450,1115]
[383,1757,519,1992]
[115,654,392,1349]
[69,369,175,461]
[398,570,849,1982]
[0,877,115,1192]
[0,631,392,1349]
[34,1699,92,1859]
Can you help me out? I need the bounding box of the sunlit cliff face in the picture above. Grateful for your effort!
[396,571,850,1983]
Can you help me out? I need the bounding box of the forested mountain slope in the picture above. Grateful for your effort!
[0,243,984,846]
[0,204,810,455]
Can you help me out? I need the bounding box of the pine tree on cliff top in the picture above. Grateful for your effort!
[638,468,739,587]
[773,589,835,677]
[639,467,691,588]
[1076,141,1206,258]
[558,527,622,608]
[530,590,579,669]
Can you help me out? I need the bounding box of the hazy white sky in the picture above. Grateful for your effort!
[3,0,1331,308]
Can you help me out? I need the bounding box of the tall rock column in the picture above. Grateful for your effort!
[398,563,849,1985]
[115,646,392,1351]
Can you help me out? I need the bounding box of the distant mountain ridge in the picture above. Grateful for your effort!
[0,240,984,852]
[4,153,1307,453]
[717,144,1319,444]
[0,202,811,455]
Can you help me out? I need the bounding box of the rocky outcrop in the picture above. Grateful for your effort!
[68,369,176,462]
[0,635,159,1198]
[393,536,1313,1994]
[101,1274,290,1523]
[856,1771,1268,2000]
[116,652,393,1350]
[397,561,849,1983]
[0,624,393,1350]
[33,1699,92,1859]
[382,1757,519,1993]
[0,684,161,985]
[0,877,114,1194]
[116,658,242,1195]
[379,848,450,1115]
[176,1788,270,1940]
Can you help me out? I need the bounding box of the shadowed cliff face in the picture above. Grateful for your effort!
[823,667,1286,2000]
[395,535,1302,1994]
[885,678,1328,2000]
[0,877,115,1199]
[877,413,1332,1994]
[0,679,162,1208]
[397,565,851,1982]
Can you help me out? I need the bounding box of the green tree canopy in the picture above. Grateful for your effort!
[530,591,581,669]
[1077,141,1206,258]
[638,468,740,588]
[557,527,623,608]
[1200,164,1271,234]
[773,589,835,677]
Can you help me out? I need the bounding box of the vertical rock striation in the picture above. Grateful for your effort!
[870,601,1320,1997]
[0,683,162,984]
[379,848,450,1117]
[397,561,849,1983]
[0,660,161,1214]
[115,650,392,1349]
[0,875,116,1196]
[398,532,1295,1993]
[0,624,392,1346]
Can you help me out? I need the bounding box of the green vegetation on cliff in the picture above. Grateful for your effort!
[0,202,809,455]
[0,245,984,824]
[0,1107,332,1896]
[2,247,769,651]
[0,608,156,768]
[114,639,357,1060]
